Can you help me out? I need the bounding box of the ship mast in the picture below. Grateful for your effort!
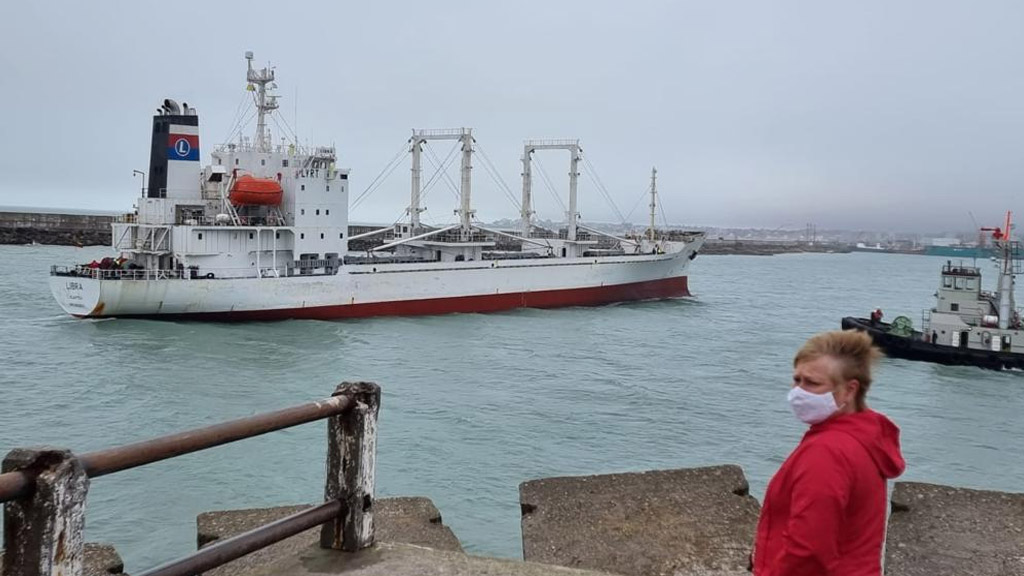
[648,167,658,242]
[408,128,474,235]
[246,51,279,152]
[983,211,1017,330]
[997,211,1016,330]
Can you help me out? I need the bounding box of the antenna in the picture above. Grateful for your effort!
[648,167,657,242]
[245,51,278,152]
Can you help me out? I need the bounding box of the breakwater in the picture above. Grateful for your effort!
[700,239,853,255]
[2,211,856,256]
[0,211,116,246]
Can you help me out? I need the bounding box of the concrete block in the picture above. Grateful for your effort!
[520,465,760,576]
[885,481,1024,576]
[223,541,616,576]
[196,497,461,576]
[1,543,126,575]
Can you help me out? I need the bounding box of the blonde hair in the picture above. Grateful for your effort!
[794,330,883,410]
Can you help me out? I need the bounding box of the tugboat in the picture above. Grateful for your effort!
[842,212,1024,370]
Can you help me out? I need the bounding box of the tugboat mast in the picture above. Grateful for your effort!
[986,211,1016,330]
[246,51,279,152]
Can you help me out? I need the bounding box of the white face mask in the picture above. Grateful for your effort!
[787,386,841,424]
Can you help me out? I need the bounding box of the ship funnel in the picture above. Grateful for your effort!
[148,98,200,199]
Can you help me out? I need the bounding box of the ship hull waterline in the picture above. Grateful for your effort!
[51,252,699,322]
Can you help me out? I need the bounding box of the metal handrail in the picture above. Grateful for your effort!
[50,265,288,281]
[0,395,353,503]
[136,501,343,576]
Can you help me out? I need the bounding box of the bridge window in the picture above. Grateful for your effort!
[954,277,965,289]
[943,276,953,288]
[340,174,348,180]
[966,278,977,290]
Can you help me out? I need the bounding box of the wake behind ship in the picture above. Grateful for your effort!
[49,53,705,321]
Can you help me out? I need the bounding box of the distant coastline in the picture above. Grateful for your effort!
[700,239,853,256]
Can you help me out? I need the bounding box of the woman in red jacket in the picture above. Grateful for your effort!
[753,330,905,576]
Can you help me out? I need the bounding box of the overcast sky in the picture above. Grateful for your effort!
[2,1,1023,232]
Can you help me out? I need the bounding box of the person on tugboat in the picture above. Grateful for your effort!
[869,308,883,326]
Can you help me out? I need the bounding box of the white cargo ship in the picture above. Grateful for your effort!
[49,53,704,321]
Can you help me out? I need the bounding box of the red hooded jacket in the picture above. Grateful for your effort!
[753,409,905,576]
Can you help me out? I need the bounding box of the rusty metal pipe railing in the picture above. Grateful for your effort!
[135,500,344,576]
[0,395,353,503]
[0,471,31,503]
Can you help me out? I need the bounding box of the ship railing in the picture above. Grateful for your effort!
[213,141,335,160]
[136,187,205,199]
[0,383,381,576]
[525,138,580,147]
[414,128,470,138]
[50,265,283,281]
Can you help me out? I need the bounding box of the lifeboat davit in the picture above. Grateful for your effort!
[229,175,283,206]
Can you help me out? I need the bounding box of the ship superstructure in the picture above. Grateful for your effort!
[49,53,705,321]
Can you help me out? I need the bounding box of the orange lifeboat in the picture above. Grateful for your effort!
[229,175,283,206]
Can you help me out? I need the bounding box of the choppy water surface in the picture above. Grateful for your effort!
[2,245,1022,570]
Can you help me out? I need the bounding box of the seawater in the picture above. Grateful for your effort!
[2,245,1022,571]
